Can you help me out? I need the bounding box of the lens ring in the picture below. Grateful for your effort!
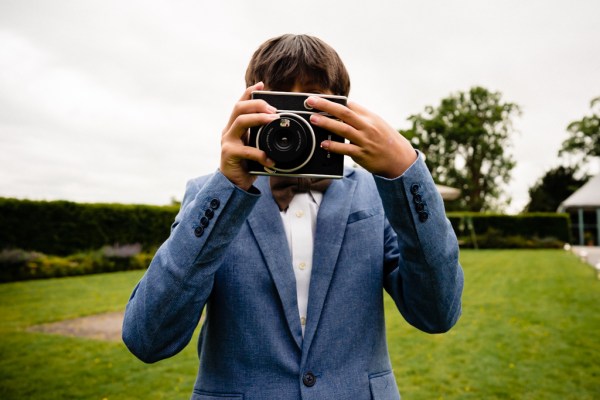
[255,113,316,172]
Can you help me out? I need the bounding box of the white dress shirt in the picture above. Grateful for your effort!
[279,191,322,337]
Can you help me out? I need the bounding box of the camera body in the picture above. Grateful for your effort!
[247,91,347,179]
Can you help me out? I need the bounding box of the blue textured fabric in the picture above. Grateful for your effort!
[122,153,463,400]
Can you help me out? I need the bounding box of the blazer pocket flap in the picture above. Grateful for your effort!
[348,208,380,224]
[369,371,401,400]
[192,391,243,400]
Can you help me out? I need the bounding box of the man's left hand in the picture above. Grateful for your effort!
[306,96,417,179]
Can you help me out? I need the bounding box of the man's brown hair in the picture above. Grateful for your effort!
[245,34,351,96]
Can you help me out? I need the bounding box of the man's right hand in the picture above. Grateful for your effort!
[219,82,279,191]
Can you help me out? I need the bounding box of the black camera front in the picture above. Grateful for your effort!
[247,91,347,178]
[256,113,313,171]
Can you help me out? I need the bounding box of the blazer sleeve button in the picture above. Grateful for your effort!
[205,208,215,219]
[302,371,316,387]
[418,211,429,222]
[200,216,210,228]
[194,226,204,237]
[209,198,220,210]
[410,183,420,195]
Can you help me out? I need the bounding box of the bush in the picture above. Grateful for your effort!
[456,228,566,249]
[0,244,155,283]
[0,198,178,255]
[447,212,571,249]
[0,199,574,278]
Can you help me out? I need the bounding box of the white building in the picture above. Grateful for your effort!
[558,174,600,246]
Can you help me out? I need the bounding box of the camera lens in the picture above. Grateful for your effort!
[273,126,295,152]
[256,113,315,172]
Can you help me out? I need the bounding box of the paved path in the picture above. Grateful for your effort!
[28,311,124,342]
[571,246,600,269]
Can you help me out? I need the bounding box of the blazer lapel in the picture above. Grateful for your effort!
[302,171,357,357]
[247,176,303,349]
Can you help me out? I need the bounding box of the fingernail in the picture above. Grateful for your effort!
[266,158,275,167]
[310,114,321,123]
[267,105,277,113]
[307,96,318,106]
[320,140,330,150]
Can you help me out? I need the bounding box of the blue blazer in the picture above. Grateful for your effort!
[123,154,463,400]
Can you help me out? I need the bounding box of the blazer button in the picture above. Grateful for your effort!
[205,208,214,219]
[302,371,316,387]
[418,211,429,222]
[413,193,423,204]
[209,198,220,210]
[200,216,210,228]
[410,183,420,195]
[415,202,425,212]
[194,226,204,237]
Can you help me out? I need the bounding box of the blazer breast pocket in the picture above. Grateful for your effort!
[191,391,243,400]
[369,370,401,400]
[347,208,381,224]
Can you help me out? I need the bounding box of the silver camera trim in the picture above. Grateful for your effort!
[255,112,316,173]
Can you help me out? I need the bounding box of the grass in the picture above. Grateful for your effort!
[386,250,600,399]
[0,271,200,399]
[1,249,599,399]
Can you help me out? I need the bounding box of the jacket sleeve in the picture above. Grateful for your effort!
[375,152,464,333]
[122,171,261,363]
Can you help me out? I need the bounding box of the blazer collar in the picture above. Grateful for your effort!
[247,176,303,349]
[302,172,356,358]
[247,170,357,352]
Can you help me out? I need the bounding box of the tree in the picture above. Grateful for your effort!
[559,97,600,163]
[401,86,521,212]
[523,166,590,212]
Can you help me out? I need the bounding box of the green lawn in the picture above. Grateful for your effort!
[1,249,599,399]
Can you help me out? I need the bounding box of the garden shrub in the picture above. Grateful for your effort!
[0,244,155,283]
[0,199,575,282]
[447,212,571,249]
[0,198,178,255]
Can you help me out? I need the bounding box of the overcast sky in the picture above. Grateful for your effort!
[1,0,599,213]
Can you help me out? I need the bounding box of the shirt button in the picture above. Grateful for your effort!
[302,371,316,387]
[298,262,306,270]
[300,316,306,326]
[295,210,304,218]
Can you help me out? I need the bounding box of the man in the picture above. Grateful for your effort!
[123,34,463,400]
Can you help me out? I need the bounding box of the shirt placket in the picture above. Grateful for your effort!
[288,194,314,336]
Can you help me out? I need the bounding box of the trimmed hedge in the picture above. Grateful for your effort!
[0,198,179,256]
[0,198,572,259]
[447,212,571,248]
[0,202,574,282]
